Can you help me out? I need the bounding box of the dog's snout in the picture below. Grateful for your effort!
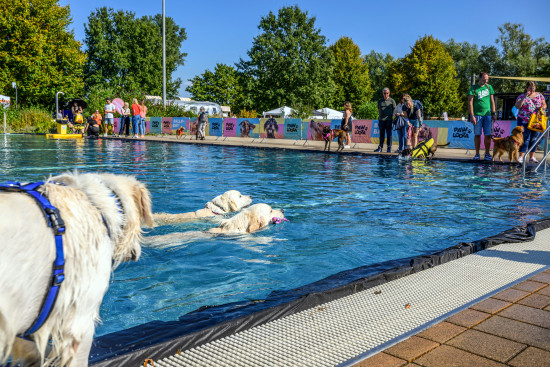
[281,209,284,214]
[130,249,138,261]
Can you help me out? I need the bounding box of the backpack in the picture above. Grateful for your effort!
[412,100,423,119]
[198,111,208,123]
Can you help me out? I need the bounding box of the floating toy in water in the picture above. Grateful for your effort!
[405,303,411,309]
[272,217,289,224]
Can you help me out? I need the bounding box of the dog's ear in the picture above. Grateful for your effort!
[228,199,239,212]
[134,184,154,227]
[247,216,266,233]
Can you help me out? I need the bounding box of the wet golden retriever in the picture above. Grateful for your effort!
[0,172,153,367]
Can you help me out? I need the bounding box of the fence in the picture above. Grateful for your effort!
[111,117,536,149]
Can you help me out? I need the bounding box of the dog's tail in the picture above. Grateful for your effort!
[438,142,450,147]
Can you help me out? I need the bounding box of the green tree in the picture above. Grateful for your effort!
[237,6,335,112]
[328,37,372,109]
[186,63,243,110]
[84,7,187,97]
[388,35,462,117]
[363,50,394,100]
[0,0,86,107]
[356,101,378,119]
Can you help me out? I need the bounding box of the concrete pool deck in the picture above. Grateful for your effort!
[103,134,547,165]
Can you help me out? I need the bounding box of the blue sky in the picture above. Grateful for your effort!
[61,0,549,97]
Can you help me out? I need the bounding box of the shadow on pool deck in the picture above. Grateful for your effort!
[103,135,547,166]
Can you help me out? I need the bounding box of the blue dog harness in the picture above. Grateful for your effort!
[0,181,65,340]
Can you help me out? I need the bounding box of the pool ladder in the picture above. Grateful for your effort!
[523,124,550,178]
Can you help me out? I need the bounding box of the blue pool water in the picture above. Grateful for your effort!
[2,135,550,337]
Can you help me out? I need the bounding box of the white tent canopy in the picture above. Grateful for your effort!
[263,106,295,118]
[312,107,343,119]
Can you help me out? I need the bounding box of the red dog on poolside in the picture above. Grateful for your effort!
[176,127,185,139]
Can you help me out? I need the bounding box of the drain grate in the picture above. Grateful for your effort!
[143,229,550,367]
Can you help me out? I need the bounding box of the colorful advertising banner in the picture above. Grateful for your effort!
[352,120,372,143]
[208,118,223,137]
[172,117,188,135]
[448,121,475,149]
[223,118,237,137]
[161,117,173,134]
[283,118,302,140]
[260,118,284,139]
[149,117,162,134]
[371,120,380,146]
[236,118,260,138]
[480,120,512,149]
[305,119,331,141]
[145,117,151,133]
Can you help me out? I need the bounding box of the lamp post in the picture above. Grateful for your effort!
[162,0,166,109]
[56,91,64,119]
[11,82,17,108]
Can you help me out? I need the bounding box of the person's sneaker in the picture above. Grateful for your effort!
[484,153,492,161]
[344,145,350,149]
[386,147,391,153]
[518,155,524,163]
[530,157,539,163]
[103,133,107,137]
[473,154,480,160]
[374,146,382,152]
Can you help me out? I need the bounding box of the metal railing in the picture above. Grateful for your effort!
[523,124,550,177]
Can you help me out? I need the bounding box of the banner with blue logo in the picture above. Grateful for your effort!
[448,121,475,149]
[172,117,188,134]
[283,118,301,140]
[209,118,223,137]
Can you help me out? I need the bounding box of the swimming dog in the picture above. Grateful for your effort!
[322,125,346,152]
[399,138,450,160]
[153,190,252,225]
[492,125,524,163]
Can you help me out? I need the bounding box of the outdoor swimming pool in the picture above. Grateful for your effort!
[2,135,550,337]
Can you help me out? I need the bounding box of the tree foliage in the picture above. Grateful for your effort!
[328,37,372,110]
[0,0,86,107]
[186,63,243,110]
[363,51,394,101]
[356,101,378,119]
[388,35,462,117]
[237,6,335,112]
[84,7,187,97]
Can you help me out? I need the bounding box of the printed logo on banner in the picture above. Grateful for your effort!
[283,118,302,140]
[223,118,237,137]
[260,118,284,139]
[237,118,259,138]
[172,117,188,134]
[161,117,173,134]
[352,120,371,143]
[448,121,474,149]
[208,118,223,137]
[307,119,331,141]
[149,117,162,134]
[481,120,511,149]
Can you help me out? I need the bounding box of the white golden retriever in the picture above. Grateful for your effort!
[145,203,285,248]
[153,190,252,225]
[0,172,153,367]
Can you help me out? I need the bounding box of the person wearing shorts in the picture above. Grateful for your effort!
[104,98,116,136]
[468,72,496,161]
[341,101,353,148]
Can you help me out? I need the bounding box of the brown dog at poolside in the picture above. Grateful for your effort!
[322,126,346,152]
[492,125,524,163]
[176,127,185,139]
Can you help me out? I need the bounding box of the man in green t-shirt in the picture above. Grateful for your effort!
[468,72,496,161]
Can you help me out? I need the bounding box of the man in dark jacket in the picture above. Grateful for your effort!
[375,88,396,153]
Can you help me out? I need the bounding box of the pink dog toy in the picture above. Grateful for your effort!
[272,217,289,224]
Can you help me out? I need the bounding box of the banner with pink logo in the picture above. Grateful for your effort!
[351,120,372,143]
[161,117,173,134]
[223,118,238,137]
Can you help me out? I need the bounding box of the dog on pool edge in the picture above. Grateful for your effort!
[398,138,450,160]
[322,125,346,152]
[176,127,185,139]
[492,125,524,163]
[0,172,153,367]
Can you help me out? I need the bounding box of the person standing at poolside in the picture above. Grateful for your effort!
[401,95,423,149]
[341,102,353,149]
[197,106,208,140]
[118,102,131,137]
[394,95,409,151]
[104,98,116,136]
[131,98,141,138]
[468,72,496,161]
[92,109,103,134]
[375,88,396,153]
[515,81,547,163]
[139,99,147,138]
